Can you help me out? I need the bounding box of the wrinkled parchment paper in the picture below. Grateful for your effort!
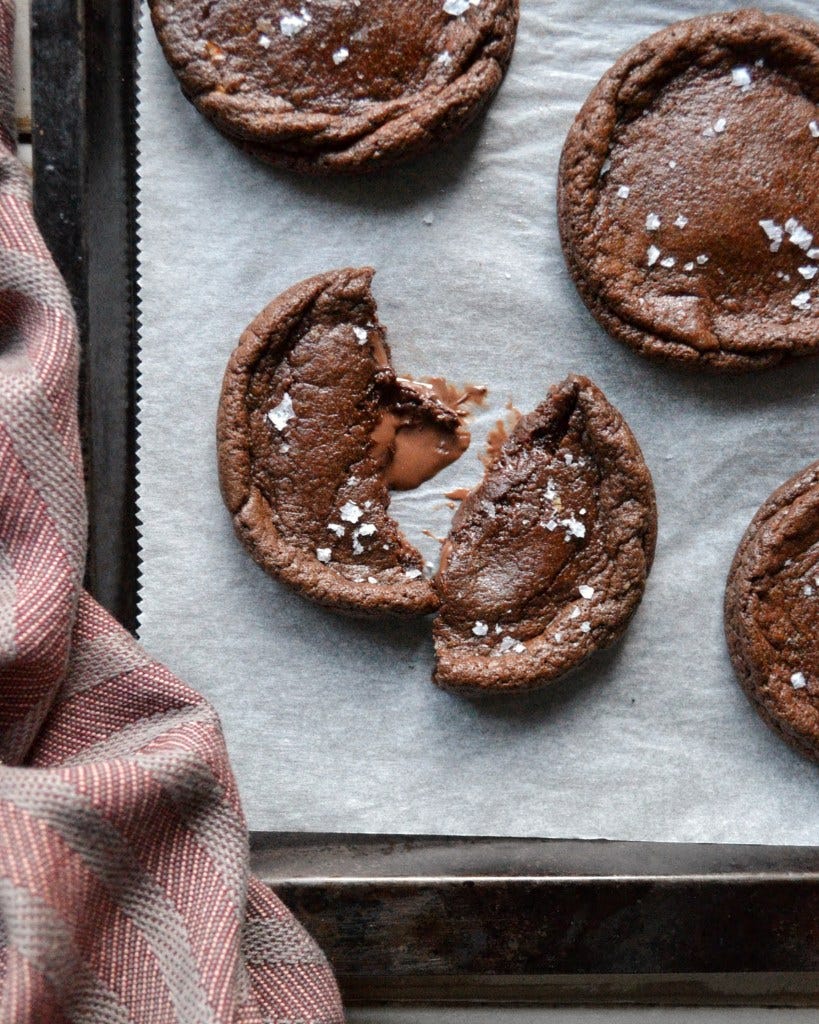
[136,0,819,841]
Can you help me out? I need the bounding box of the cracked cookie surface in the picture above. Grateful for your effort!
[558,9,819,372]
[433,375,657,694]
[149,0,518,173]
[725,461,819,763]
[217,267,467,616]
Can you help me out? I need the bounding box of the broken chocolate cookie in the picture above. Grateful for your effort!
[217,267,473,616]
[433,375,657,693]
[149,0,519,173]
[558,9,819,372]
[724,461,819,763]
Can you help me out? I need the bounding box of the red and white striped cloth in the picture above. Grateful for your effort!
[0,6,344,1021]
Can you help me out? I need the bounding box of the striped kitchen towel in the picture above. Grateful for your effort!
[0,4,344,1021]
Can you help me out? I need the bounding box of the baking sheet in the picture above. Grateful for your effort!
[136,0,819,841]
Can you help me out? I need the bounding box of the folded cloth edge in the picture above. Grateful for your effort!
[0,4,344,1020]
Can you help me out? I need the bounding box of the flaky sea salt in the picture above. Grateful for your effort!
[472,621,489,636]
[332,47,349,65]
[810,121,819,138]
[792,291,812,311]
[579,585,594,600]
[352,326,368,345]
[404,568,423,580]
[280,8,311,36]
[617,185,630,199]
[684,261,695,271]
[713,117,727,133]
[647,245,660,267]
[570,607,581,620]
[327,523,345,537]
[731,66,752,89]
[798,265,818,280]
[340,501,363,523]
[562,516,586,540]
[258,33,271,48]
[759,219,783,252]
[316,548,332,564]
[267,393,295,431]
[580,621,591,634]
[443,0,480,14]
[791,671,807,689]
[696,254,709,265]
[357,523,377,537]
[785,219,813,251]
[660,256,675,268]
[645,213,661,231]
[674,215,688,228]
[497,636,519,654]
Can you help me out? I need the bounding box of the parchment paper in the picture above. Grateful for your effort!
[136,0,819,841]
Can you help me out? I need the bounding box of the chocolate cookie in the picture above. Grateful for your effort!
[433,376,657,694]
[149,0,519,173]
[558,10,819,372]
[217,267,472,616]
[724,461,819,763]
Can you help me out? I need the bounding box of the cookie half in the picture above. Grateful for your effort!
[724,461,819,763]
[433,375,657,694]
[217,267,470,616]
[149,0,519,173]
[558,9,819,372]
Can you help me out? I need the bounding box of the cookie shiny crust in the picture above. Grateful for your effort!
[558,9,819,372]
